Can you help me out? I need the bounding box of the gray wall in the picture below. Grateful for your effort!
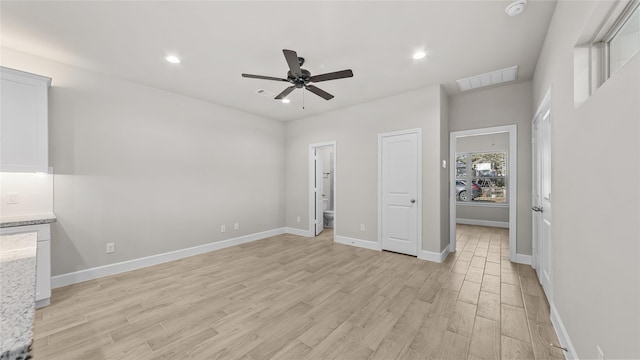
[285,85,449,253]
[456,132,509,152]
[1,48,286,276]
[533,1,640,358]
[455,133,510,224]
[449,81,533,255]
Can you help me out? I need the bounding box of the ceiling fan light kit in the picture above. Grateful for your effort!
[242,49,353,103]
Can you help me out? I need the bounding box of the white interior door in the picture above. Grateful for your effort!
[380,131,420,256]
[532,118,540,271]
[315,148,324,236]
[532,94,552,300]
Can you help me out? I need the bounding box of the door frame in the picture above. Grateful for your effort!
[532,87,552,299]
[377,128,422,255]
[449,125,517,261]
[308,141,337,240]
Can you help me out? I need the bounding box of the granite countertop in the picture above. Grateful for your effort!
[0,214,56,228]
[0,232,37,360]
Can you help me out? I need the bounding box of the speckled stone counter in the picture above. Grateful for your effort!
[0,215,56,229]
[0,232,37,360]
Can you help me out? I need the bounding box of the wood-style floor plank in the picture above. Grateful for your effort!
[468,316,500,360]
[33,225,561,359]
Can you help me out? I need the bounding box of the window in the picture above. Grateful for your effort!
[456,151,507,204]
[607,1,640,76]
[573,0,639,107]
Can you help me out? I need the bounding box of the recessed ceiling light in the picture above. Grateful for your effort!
[281,98,290,104]
[413,51,427,60]
[165,55,181,64]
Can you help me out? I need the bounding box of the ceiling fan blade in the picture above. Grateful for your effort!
[305,85,334,100]
[242,74,289,82]
[283,49,302,77]
[275,86,296,100]
[309,69,354,83]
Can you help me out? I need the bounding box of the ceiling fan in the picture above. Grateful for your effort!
[242,49,353,101]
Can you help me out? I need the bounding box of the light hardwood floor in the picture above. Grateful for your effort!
[32,225,563,359]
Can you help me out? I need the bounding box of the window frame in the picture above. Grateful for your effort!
[455,150,509,207]
[603,0,640,79]
[574,0,640,108]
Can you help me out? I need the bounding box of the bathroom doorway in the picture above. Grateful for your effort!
[308,141,336,239]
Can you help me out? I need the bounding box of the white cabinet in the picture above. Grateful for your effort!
[0,224,51,308]
[35,238,51,306]
[0,67,51,173]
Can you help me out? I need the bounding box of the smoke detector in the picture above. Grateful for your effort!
[505,0,527,16]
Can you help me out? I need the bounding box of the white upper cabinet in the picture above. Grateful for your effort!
[1,67,51,173]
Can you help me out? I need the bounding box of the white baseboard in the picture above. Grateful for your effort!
[551,303,577,359]
[333,235,449,263]
[513,253,532,265]
[51,227,286,289]
[334,235,381,251]
[419,247,450,263]
[35,298,50,309]
[284,227,313,237]
[456,218,509,228]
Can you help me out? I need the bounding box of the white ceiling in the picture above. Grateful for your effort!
[0,1,557,122]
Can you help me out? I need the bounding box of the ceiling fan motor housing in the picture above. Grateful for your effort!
[288,69,311,88]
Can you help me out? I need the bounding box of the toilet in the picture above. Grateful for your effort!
[323,211,334,228]
[322,198,334,228]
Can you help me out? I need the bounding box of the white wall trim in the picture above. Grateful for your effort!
[335,235,382,251]
[456,218,509,228]
[551,303,578,360]
[418,247,450,263]
[450,124,517,261]
[285,227,313,237]
[513,253,532,265]
[51,227,286,289]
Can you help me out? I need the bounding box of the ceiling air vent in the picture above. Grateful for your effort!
[255,89,276,98]
[456,66,519,92]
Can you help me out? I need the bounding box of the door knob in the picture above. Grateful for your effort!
[411,199,416,203]
[532,206,543,213]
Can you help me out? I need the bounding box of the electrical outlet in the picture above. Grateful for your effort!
[597,345,604,360]
[297,216,301,222]
[106,243,115,254]
[360,224,365,232]
[221,225,226,233]
[7,192,18,204]
[234,223,239,231]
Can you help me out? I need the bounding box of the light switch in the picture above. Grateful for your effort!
[7,193,18,204]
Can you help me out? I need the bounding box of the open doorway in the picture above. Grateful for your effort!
[308,142,336,239]
[449,125,517,261]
